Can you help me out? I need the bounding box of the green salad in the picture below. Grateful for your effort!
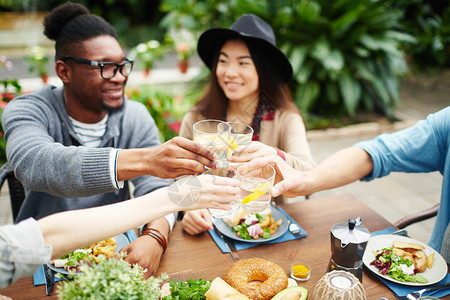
[162,279,212,300]
[232,213,271,240]
[371,247,428,283]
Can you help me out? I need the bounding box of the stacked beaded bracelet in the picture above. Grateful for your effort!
[142,227,167,254]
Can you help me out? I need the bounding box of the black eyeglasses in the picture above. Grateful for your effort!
[61,56,134,80]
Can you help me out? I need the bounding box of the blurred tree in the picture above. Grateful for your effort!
[0,0,164,48]
[3,0,447,125]
[395,0,450,69]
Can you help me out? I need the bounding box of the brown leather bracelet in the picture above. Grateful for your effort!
[142,227,167,254]
[143,230,167,254]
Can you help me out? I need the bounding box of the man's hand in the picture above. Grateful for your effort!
[150,137,218,177]
[117,137,219,180]
[182,209,213,235]
[119,218,169,278]
[237,156,308,198]
[242,147,374,198]
[119,235,163,279]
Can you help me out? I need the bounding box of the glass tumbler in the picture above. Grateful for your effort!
[237,163,275,213]
[203,167,239,218]
[193,119,231,168]
[227,122,254,156]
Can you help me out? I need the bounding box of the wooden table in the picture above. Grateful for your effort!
[0,194,408,299]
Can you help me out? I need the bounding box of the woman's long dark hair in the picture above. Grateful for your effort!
[194,38,298,120]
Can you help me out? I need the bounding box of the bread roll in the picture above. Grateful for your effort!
[223,207,252,227]
[205,277,249,300]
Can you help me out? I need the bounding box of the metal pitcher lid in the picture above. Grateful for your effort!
[331,217,370,247]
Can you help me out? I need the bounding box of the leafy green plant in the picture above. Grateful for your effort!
[128,40,167,71]
[0,79,22,165]
[127,87,196,142]
[0,55,22,165]
[57,254,167,299]
[159,0,417,123]
[395,0,450,69]
[162,279,212,300]
[24,46,49,77]
[273,0,416,119]
[167,28,196,62]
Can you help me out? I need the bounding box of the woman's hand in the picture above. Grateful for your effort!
[170,174,240,211]
[228,141,277,163]
[121,236,163,278]
[181,209,213,235]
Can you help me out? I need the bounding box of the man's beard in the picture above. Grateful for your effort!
[101,96,124,112]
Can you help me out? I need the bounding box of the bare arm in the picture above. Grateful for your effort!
[243,147,373,198]
[298,146,374,195]
[38,174,240,259]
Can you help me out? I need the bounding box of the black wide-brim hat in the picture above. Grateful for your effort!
[197,14,293,82]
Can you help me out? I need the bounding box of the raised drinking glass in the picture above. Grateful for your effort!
[237,163,275,213]
[227,122,253,157]
[193,119,231,168]
[203,167,239,218]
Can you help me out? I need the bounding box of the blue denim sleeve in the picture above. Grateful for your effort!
[355,109,448,181]
[356,107,450,253]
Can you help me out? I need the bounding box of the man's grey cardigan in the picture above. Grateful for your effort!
[2,85,171,222]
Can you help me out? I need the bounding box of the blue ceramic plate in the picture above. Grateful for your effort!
[214,207,289,243]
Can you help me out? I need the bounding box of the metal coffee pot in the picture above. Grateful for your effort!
[327,217,370,282]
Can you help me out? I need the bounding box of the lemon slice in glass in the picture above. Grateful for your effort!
[227,137,238,156]
[241,182,271,204]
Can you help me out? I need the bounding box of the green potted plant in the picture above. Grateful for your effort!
[127,86,196,142]
[24,46,49,84]
[166,28,196,74]
[0,56,22,164]
[129,40,166,78]
[57,254,167,299]
[175,42,194,73]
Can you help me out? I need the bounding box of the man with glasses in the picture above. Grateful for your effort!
[2,2,218,277]
[60,56,134,80]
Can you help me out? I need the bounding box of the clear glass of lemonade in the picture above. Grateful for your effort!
[193,120,231,168]
[227,122,254,156]
[203,167,240,218]
[237,163,275,213]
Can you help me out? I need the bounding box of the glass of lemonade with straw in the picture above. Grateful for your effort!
[237,163,275,213]
[193,120,231,168]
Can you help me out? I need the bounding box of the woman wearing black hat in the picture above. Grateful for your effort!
[179,14,316,235]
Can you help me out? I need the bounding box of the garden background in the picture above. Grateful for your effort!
[1,0,449,165]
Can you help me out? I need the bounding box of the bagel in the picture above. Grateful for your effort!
[224,258,288,300]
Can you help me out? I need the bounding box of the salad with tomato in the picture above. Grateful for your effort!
[231,211,282,240]
[371,247,428,283]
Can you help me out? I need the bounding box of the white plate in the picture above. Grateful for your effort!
[362,235,447,286]
[214,207,289,243]
[47,233,129,275]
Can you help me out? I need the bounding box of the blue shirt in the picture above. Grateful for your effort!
[355,107,449,253]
